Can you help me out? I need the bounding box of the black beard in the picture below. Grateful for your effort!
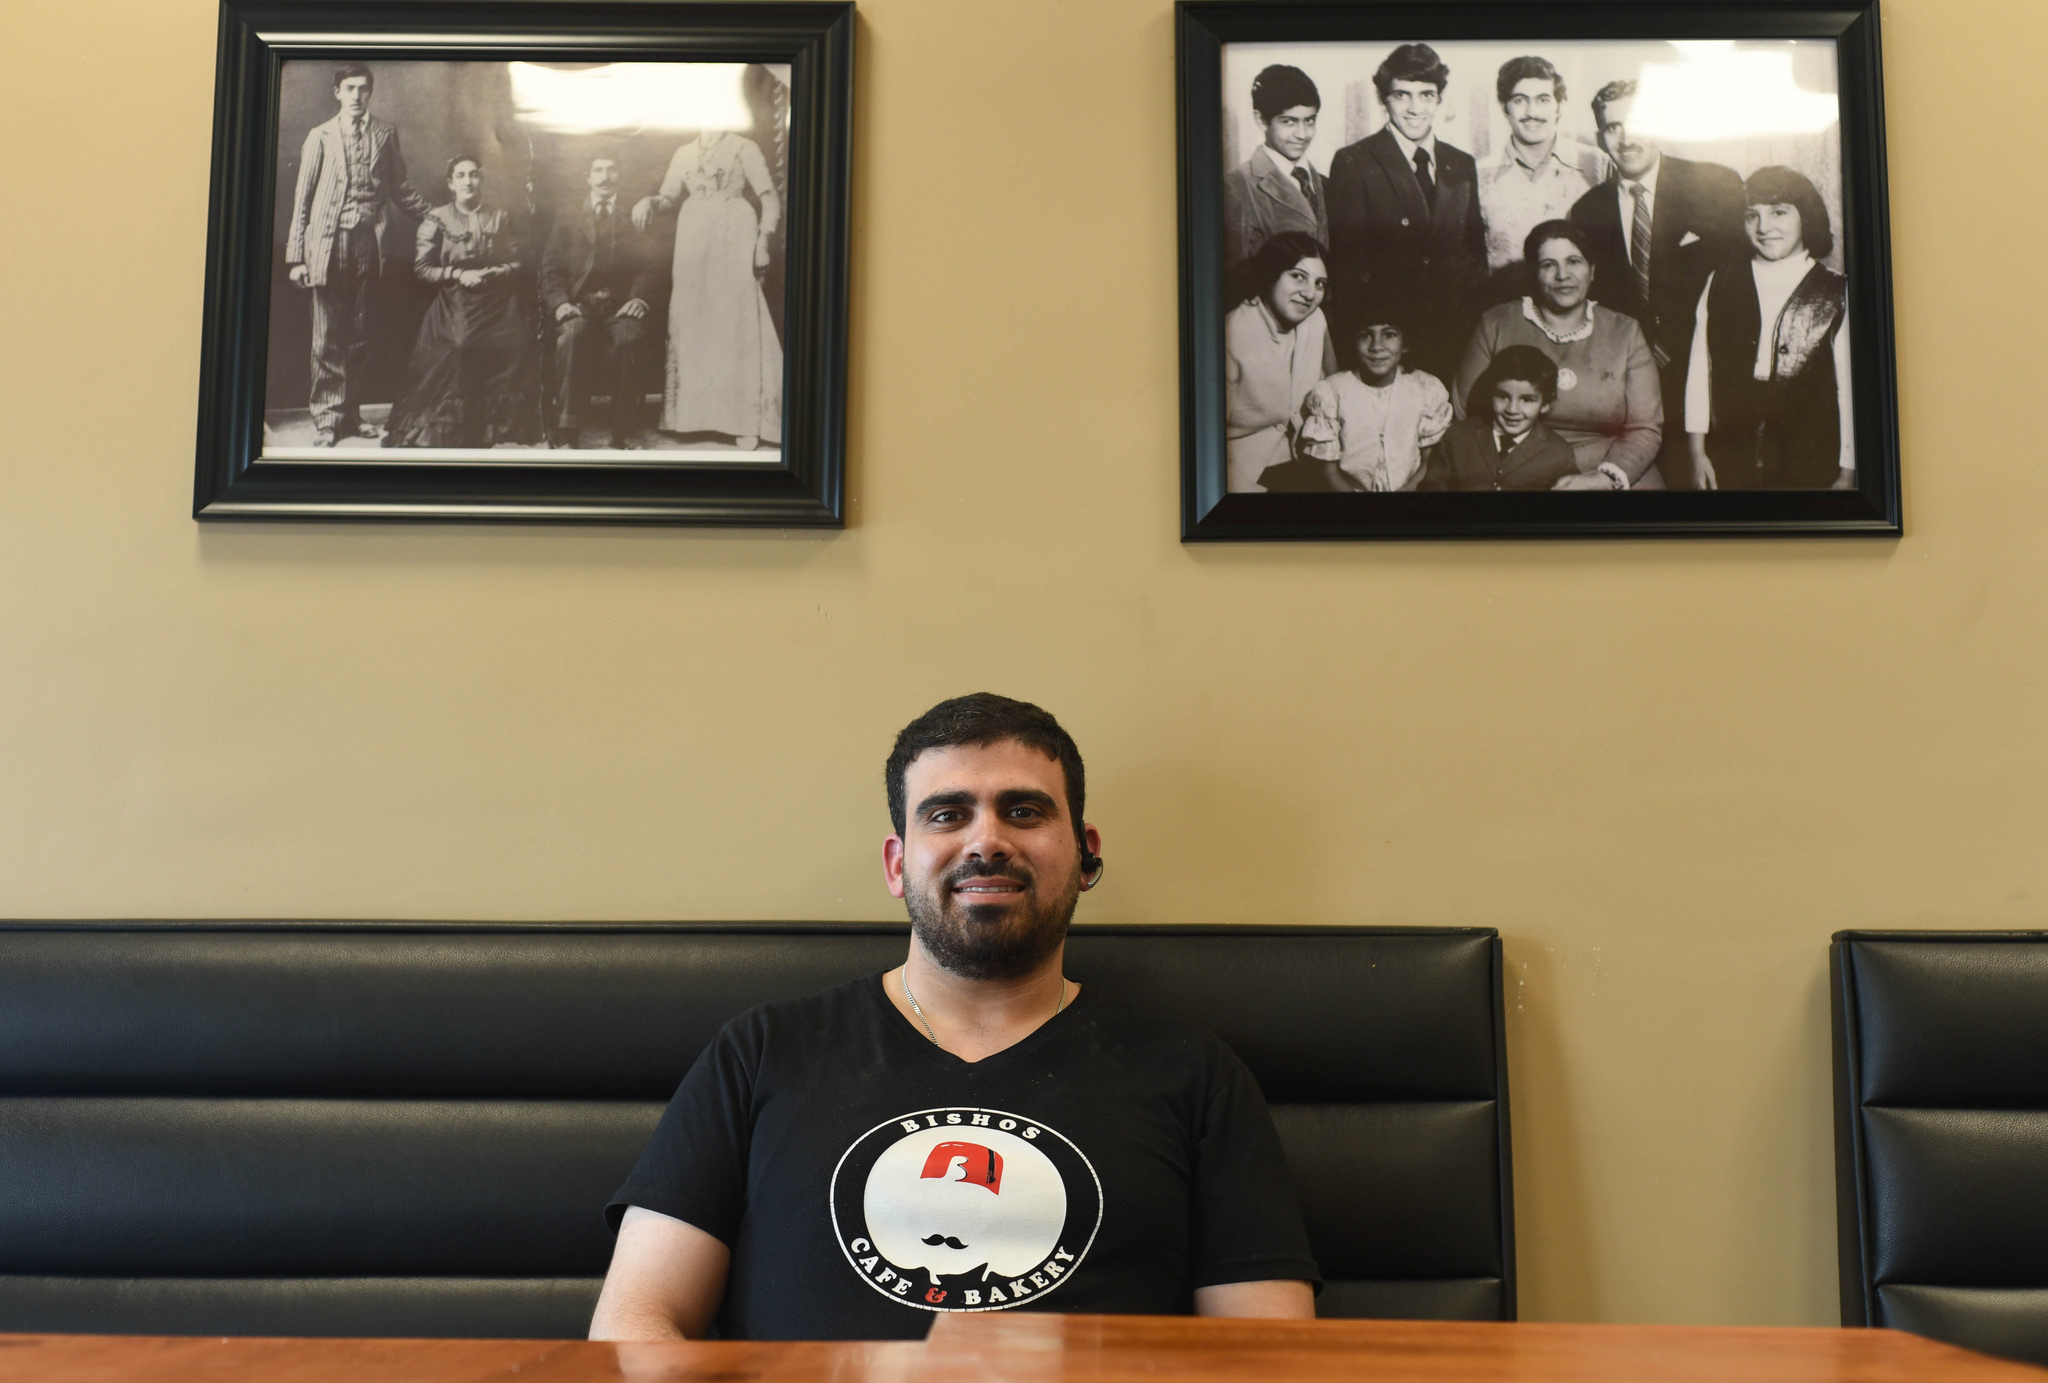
[903,860,1079,981]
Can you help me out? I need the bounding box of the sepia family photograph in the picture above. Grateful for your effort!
[1217,38,1853,496]
[261,58,792,464]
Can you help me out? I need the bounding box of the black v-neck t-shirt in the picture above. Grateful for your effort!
[607,972,1320,1340]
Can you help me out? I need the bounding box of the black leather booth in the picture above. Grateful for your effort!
[1831,930,2048,1366]
[0,922,1514,1337]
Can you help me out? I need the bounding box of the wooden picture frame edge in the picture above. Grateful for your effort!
[193,0,854,526]
[1177,0,1901,541]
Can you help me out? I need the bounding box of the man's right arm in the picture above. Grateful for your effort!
[539,217,575,319]
[588,1206,730,1341]
[1323,146,1363,274]
[1695,160,1749,261]
[286,127,323,282]
[1221,164,1253,272]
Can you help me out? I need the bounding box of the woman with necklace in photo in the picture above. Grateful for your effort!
[1452,219,1663,489]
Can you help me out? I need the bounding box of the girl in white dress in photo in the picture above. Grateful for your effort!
[633,130,783,450]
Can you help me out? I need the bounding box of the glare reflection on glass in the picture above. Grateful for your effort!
[1629,42,1840,142]
[509,62,752,133]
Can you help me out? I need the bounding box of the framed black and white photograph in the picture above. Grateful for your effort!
[194,0,851,524]
[1178,1,1900,540]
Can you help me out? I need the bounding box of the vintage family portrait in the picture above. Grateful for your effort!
[261,58,792,463]
[1217,37,1855,499]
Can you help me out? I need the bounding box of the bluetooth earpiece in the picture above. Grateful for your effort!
[1080,852,1105,891]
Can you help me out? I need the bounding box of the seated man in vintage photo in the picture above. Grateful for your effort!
[283,62,433,447]
[540,154,662,449]
[589,694,1319,1340]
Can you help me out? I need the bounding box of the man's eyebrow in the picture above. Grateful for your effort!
[910,788,1061,819]
[912,790,976,818]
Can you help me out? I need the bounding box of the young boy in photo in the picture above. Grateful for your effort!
[1422,344,1579,491]
[1221,64,1328,272]
[1279,293,1451,492]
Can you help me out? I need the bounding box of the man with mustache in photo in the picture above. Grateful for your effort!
[591,694,1318,1340]
[1477,56,1604,295]
[1568,78,1745,487]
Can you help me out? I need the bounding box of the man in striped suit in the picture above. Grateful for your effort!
[285,63,432,446]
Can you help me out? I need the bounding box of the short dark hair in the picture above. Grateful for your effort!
[1336,284,1416,356]
[1591,78,1636,126]
[333,63,374,94]
[1373,43,1449,102]
[445,153,481,182]
[885,694,1087,845]
[1497,55,1565,107]
[1251,65,1321,122]
[1523,217,1595,273]
[1231,229,1326,308]
[1742,164,1834,260]
[1470,343,1560,412]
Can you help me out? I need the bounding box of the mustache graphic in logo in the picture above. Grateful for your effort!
[921,1234,969,1250]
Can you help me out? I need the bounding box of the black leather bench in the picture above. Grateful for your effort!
[1832,930,2048,1367]
[0,922,1513,1337]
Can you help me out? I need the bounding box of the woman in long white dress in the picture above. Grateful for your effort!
[633,131,783,450]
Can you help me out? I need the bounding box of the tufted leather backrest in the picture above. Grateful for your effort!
[1830,931,2048,1367]
[0,922,1512,1337]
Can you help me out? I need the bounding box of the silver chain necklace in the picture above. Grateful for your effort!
[900,968,1067,1048]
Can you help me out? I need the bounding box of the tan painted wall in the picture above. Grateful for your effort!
[1,0,2040,1329]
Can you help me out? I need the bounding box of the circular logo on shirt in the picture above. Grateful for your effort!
[829,1107,1102,1312]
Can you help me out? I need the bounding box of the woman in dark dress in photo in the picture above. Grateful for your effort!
[383,155,540,449]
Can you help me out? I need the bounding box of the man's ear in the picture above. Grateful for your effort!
[882,834,907,900]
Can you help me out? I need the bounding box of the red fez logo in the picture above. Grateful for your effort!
[922,1141,1003,1193]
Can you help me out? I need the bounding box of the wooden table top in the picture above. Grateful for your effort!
[0,1334,923,1383]
[2,1313,2039,1383]
[920,1314,2048,1382]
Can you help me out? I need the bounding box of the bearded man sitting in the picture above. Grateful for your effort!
[590,693,1320,1340]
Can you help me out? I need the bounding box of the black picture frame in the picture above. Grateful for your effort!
[195,0,852,525]
[1179,0,1900,540]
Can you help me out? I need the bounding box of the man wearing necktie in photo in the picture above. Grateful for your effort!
[284,63,433,447]
[1221,64,1329,272]
[1325,43,1486,383]
[1568,78,1744,487]
[540,154,662,449]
